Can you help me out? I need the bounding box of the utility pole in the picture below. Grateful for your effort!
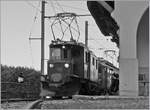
[85,21,88,47]
[41,1,45,75]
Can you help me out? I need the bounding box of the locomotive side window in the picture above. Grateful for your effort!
[63,49,68,59]
[51,48,61,60]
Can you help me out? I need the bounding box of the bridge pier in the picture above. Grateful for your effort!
[112,1,149,96]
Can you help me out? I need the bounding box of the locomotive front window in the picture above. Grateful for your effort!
[51,48,61,60]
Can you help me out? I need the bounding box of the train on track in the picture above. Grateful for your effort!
[40,39,119,98]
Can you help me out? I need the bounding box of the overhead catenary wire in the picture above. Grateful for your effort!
[29,41,34,68]
[27,1,40,68]
[86,25,107,51]
[76,21,104,46]
[46,0,91,18]
[52,2,89,12]
[25,1,118,69]
[47,18,66,40]
[48,1,118,58]
[28,1,40,39]
[26,0,41,13]
[45,0,91,41]
[46,12,81,41]
[48,0,57,15]
[55,0,65,12]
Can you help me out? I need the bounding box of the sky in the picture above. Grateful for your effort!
[1,1,119,73]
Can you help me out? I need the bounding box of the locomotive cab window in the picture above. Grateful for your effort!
[51,48,61,60]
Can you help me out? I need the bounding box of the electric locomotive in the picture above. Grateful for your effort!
[40,39,119,98]
[40,39,90,98]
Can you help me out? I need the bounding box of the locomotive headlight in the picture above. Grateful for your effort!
[46,96,51,99]
[49,64,54,68]
[64,63,69,68]
[62,45,65,49]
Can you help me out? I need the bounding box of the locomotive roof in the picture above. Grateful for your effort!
[50,40,99,58]
[50,40,89,49]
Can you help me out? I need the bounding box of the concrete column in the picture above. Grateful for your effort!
[119,59,138,96]
[112,1,148,96]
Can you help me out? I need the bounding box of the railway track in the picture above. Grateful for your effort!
[2,95,148,109]
[1,98,39,103]
[23,97,72,109]
[23,99,43,109]
[23,95,148,109]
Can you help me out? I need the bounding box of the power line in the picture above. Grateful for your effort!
[29,41,34,68]
[48,0,57,15]
[55,0,65,12]
[27,1,40,68]
[53,3,89,12]
[67,19,104,48]
[25,0,41,13]
[45,1,117,58]
[28,1,40,39]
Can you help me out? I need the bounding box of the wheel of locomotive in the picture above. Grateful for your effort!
[68,96,72,99]
[52,96,62,99]
[79,83,90,95]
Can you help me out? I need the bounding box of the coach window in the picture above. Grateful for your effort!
[110,70,112,74]
[98,66,102,73]
[92,57,95,65]
[107,69,109,73]
[110,69,113,74]
[85,52,88,63]
[96,60,98,69]
[138,74,145,81]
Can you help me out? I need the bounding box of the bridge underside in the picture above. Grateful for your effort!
[87,1,119,47]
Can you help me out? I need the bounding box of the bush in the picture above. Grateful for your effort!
[1,65,41,99]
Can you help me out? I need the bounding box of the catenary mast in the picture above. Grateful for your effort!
[41,1,45,75]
